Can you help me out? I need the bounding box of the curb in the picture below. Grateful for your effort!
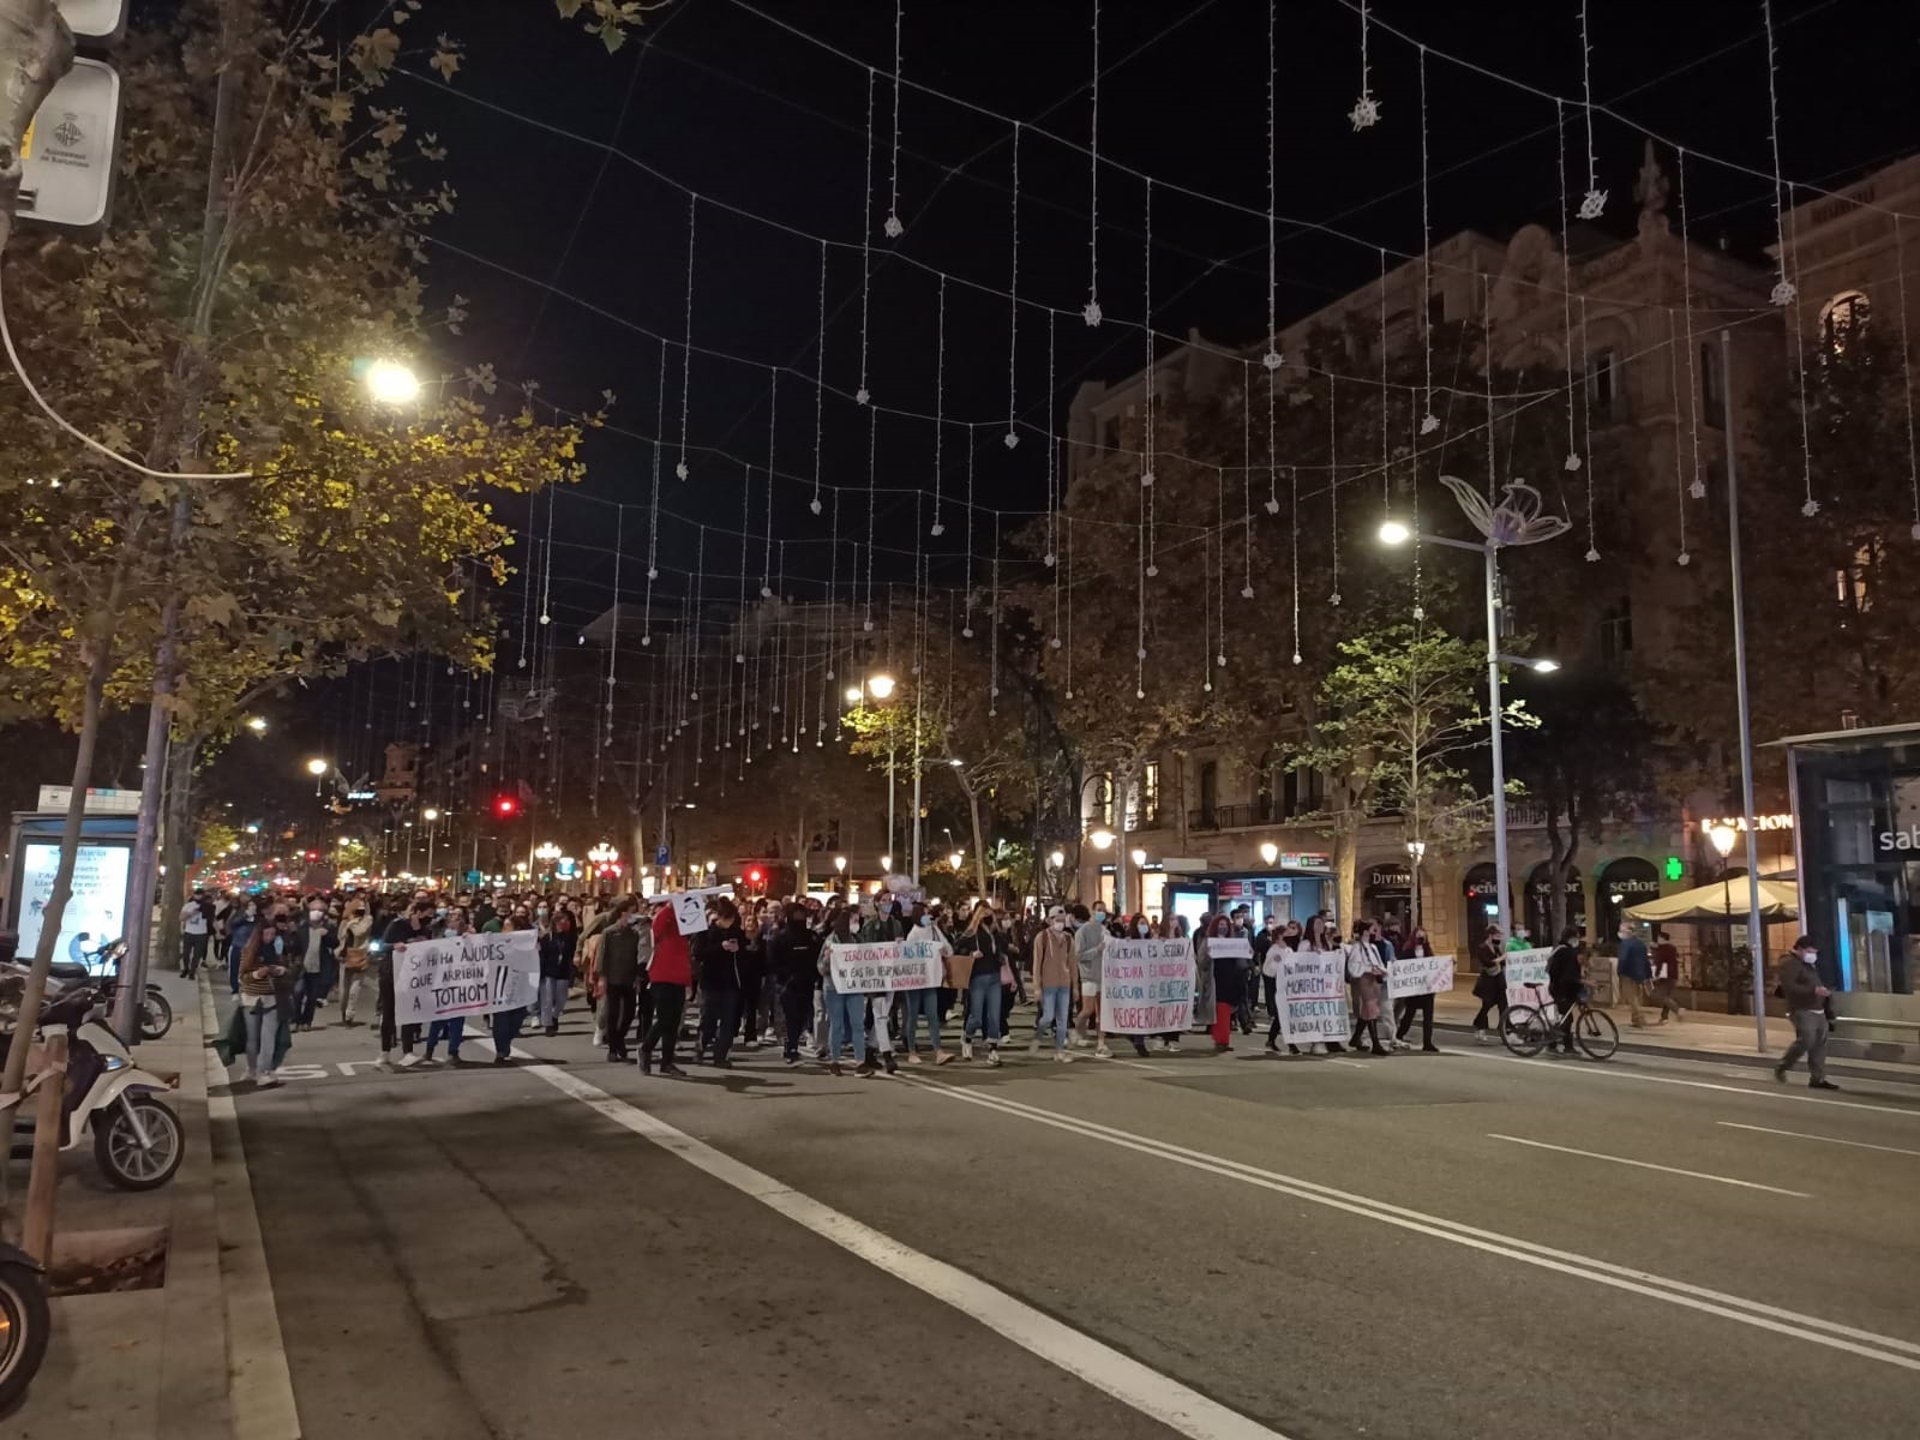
[1430,1018,1920,1086]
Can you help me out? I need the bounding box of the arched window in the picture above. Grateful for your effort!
[1820,290,1870,351]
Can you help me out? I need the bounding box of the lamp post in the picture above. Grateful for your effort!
[306,757,330,799]
[1708,822,1740,1009]
[833,853,848,899]
[1407,839,1427,932]
[534,841,562,883]
[1259,841,1279,866]
[423,808,440,882]
[849,672,901,877]
[1379,479,1568,942]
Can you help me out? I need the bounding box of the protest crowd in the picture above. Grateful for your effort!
[193,876,1554,1087]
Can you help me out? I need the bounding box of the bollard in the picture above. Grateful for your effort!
[22,1031,67,1266]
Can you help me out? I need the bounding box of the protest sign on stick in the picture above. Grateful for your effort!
[1100,938,1194,1034]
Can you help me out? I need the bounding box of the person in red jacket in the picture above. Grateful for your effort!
[641,901,692,1076]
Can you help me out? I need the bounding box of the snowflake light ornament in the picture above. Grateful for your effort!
[1140,469,1154,488]
[962,625,974,639]
[1801,497,1820,517]
[1348,94,1381,131]
[674,460,689,480]
[1330,591,1343,607]
[1677,551,1691,567]
[1262,350,1284,371]
[1578,188,1607,220]
[883,213,904,240]
[1145,563,1158,578]
[809,498,822,516]
[1420,413,1440,435]
[1043,552,1056,567]
[1585,547,1601,563]
[1771,279,1799,307]
[1082,299,1103,327]
[1689,479,1707,500]
[1564,453,1582,472]
[855,386,871,405]
[1240,584,1255,599]
[1003,431,1018,450]
[1263,496,1280,516]
[930,520,945,537]
[1049,636,1062,649]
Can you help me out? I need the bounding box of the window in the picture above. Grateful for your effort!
[1834,541,1877,614]
[1255,750,1285,822]
[1820,290,1870,352]
[1141,761,1162,827]
[1699,340,1724,426]
[1099,417,1120,453]
[1427,291,1447,329]
[1587,348,1619,422]
[1090,772,1114,827]
[1282,766,1324,819]
[1198,761,1219,827]
[1599,597,1634,667]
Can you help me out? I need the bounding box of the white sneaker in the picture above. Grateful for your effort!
[374,1056,394,1073]
[593,1029,605,1048]
[1475,1030,1494,1045]
[417,1055,441,1068]
[987,1046,1002,1067]
[1094,1044,1113,1059]
[960,1040,973,1061]
[1054,1050,1073,1064]
[1168,1039,1182,1054]
[397,1052,421,1069]
[259,1071,281,1088]
[244,1065,259,1084]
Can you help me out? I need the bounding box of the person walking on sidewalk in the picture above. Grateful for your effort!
[180,890,211,979]
[1775,936,1839,1091]
[1469,925,1508,1043]
[237,909,293,1086]
[1616,920,1651,1027]
[1650,932,1685,1023]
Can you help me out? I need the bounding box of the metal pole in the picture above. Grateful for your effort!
[910,682,924,884]
[1720,328,1771,1050]
[886,740,896,872]
[1485,546,1513,940]
[426,823,436,881]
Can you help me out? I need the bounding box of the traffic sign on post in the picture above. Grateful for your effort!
[18,57,120,231]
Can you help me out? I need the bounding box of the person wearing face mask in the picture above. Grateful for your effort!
[1392,925,1441,1053]
[1258,915,1288,1053]
[236,907,296,1085]
[1774,936,1838,1090]
[640,897,692,1076]
[1029,906,1078,1062]
[693,898,746,1068]
[538,905,578,1037]
[378,895,438,1070]
[1615,920,1651,1028]
[597,899,643,1062]
[421,906,473,1066]
[1072,903,1111,1057]
[336,899,375,1027]
[818,903,870,1077]
[900,908,953,1065]
[291,897,339,1032]
[768,901,824,1066]
[227,897,260,997]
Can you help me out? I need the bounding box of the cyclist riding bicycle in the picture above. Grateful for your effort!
[1546,926,1586,1056]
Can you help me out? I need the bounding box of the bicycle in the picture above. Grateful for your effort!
[1502,981,1618,1061]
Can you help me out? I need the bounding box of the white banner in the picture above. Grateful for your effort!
[1280,949,1350,1045]
[1388,953,1456,999]
[1502,946,1554,1010]
[1100,938,1194,1034]
[393,930,540,1025]
[664,886,731,936]
[826,938,945,994]
[1207,936,1252,962]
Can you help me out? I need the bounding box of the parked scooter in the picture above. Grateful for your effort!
[5,981,183,1191]
[0,1239,49,1412]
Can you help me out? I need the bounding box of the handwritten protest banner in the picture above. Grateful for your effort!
[827,938,946,994]
[1387,952,1456,999]
[393,930,540,1025]
[1280,949,1350,1045]
[1100,938,1194,1034]
[1503,946,1554,1011]
[664,886,731,937]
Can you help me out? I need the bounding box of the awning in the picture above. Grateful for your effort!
[1624,878,1799,924]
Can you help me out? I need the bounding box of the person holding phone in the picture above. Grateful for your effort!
[238,907,294,1086]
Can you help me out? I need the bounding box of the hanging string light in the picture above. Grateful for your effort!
[989,517,1002,716]
[1044,310,1058,566]
[1142,176,1156,491]
[1083,0,1103,326]
[1349,0,1381,130]
[762,369,777,596]
[1134,476,1146,700]
[863,405,877,630]
[858,67,876,405]
[1005,121,1021,450]
[884,0,905,238]
[1263,364,1280,516]
[1579,294,1601,560]
[643,337,664,647]
[1213,465,1226,675]
[1666,309,1691,567]
[1262,1,1282,371]
[1677,146,1706,501]
[1289,463,1302,666]
[1784,185,1817,516]
[735,457,751,662]
[1557,100,1583,474]
[605,507,622,743]
[1063,517,1075,699]
[811,240,828,514]
[1576,1,1606,219]
[1762,0,1796,307]
[931,275,947,536]
[962,440,976,638]
[1408,404,1427,622]
[1418,46,1438,434]
[677,194,697,479]
[1240,364,1256,598]
[1895,216,1920,539]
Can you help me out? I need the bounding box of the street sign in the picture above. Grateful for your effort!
[464,869,483,888]
[57,0,129,43]
[654,846,669,867]
[18,57,120,231]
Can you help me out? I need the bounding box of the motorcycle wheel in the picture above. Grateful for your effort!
[139,990,174,1041]
[94,1095,184,1191]
[0,1259,50,1412]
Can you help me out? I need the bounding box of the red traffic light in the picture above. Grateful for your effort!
[494,795,518,818]
[747,867,764,887]
[305,850,318,862]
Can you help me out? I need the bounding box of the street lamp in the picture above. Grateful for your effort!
[244,715,267,735]
[422,808,442,880]
[365,358,422,406]
[948,850,965,872]
[306,757,330,798]
[848,672,904,877]
[1088,828,1115,851]
[833,855,848,873]
[1259,841,1279,865]
[880,854,892,872]
[1048,848,1066,870]
[1378,478,1570,941]
[1709,822,1739,966]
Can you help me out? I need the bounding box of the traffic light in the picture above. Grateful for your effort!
[747,867,764,890]
[494,795,518,818]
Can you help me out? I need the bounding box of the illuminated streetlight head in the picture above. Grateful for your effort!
[422,807,439,822]
[1088,829,1115,851]
[1129,847,1147,867]
[1048,849,1066,869]
[844,686,864,705]
[1708,823,1738,859]
[1378,518,1412,547]
[365,358,422,406]
[1531,658,1561,674]
[865,673,896,700]
[244,715,267,734]
[306,758,329,777]
[1258,841,1279,865]
[880,855,892,871]
[948,851,965,871]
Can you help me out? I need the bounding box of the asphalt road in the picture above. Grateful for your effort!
[222,993,1920,1440]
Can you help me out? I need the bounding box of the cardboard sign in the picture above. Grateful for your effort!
[1502,946,1555,1011]
[1207,936,1252,962]
[1100,938,1194,1034]
[1280,949,1350,1045]
[392,930,540,1024]
[664,886,730,936]
[826,938,946,994]
[1387,953,1456,999]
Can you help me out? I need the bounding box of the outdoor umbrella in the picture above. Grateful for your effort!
[1624,878,1799,925]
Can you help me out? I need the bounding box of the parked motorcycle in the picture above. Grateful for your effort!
[68,936,172,1041]
[5,981,183,1191]
[0,1240,49,1412]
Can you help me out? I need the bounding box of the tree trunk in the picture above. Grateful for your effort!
[0,0,75,253]
[966,783,988,902]
[0,621,113,1210]
[793,808,808,896]
[155,732,198,973]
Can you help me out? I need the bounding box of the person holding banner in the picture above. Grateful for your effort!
[1392,925,1442,1052]
[1343,922,1392,1056]
[1199,915,1244,1053]
[377,895,438,1070]
[901,910,953,1066]
[818,906,870,1077]
[639,900,692,1076]
[1071,904,1111,1057]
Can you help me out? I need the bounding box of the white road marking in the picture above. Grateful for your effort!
[1717,1122,1920,1159]
[199,984,302,1439]
[520,1057,1294,1440]
[1484,1133,1811,1196]
[1450,1047,1920,1120]
[898,1078,1920,1372]
[1323,1059,1372,1070]
[1098,1055,1165,1073]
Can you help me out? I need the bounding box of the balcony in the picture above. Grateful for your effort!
[1188,803,1291,832]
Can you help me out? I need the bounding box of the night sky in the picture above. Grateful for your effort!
[320,0,1919,755]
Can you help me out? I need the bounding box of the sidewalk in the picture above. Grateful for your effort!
[8,973,287,1439]
[1429,990,1919,1082]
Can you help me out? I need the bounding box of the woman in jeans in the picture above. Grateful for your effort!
[238,910,294,1086]
[818,904,869,1077]
[1028,906,1077,1062]
[422,907,472,1065]
[958,902,1006,1065]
